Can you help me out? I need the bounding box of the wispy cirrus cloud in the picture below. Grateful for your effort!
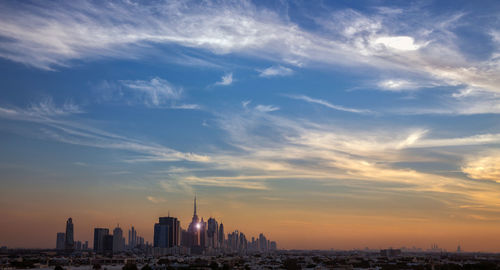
[147,196,167,204]
[377,79,421,91]
[374,36,424,51]
[255,104,279,112]
[120,77,182,106]
[214,73,234,86]
[177,107,500,214]
[462,151,500,183]
[0,1,498,97]
[286,94,370,114]
[97,77,200,109]
[0,100,210,163]
[0,98,82,120]
[258,65,294,77]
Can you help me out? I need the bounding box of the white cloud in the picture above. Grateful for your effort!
[258,65,294,77]
[393,89,500,115]
[0,1,498,95]
[170,104,201,110]
[255,104,279,112]
[121,77,182,106]
[242,100,252,108]
[0,98,82,120]
[183,176,268,190]
[29,98,83,116]
[206,108,500,212]
[411,133,500,148]
[287,94,369,114]
[147,196,167,204]
[374,36,422,51]
[0,101,210,163]
[462,151,500,182]
[377,79,418,91]
[215,73,233,86]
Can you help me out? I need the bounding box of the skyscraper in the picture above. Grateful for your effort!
[154,216,180,248]
[207,217,218,248]
[270,241,277,251]
[187,196,200,247]
[75,241,82,250]
[218,223,224,248]
[199,218,207,248]
[56,232,65,250]
[259,233,268,252]
[65,218,74,252]
[103,235,114,256]
[113,226,124,253]
[93,228,109,254]
[128,226,137,249]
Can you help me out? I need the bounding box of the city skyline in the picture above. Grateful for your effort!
[1,0,500,253]
[5,196,474,253]
[51,196,277,256]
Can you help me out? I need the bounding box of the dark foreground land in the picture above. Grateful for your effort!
[2,248,500,270]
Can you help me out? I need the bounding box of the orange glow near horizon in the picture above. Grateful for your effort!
[2,191,500,252]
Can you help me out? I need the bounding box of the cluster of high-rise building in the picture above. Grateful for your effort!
[55,196,277,256]
[153,196,277,255]
[93,225,147,255]
[56,218,88,253]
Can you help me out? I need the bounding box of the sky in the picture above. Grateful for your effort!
[1,0,500,252]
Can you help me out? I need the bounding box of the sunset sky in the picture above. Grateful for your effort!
[1,0,500,252]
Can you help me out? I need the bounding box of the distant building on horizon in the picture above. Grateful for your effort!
[103,235,114,256]
[128,226,137,249]
[75,240,82,250]
[270,241,277,251]
[113,226,124,253]
[65,218,74,252]
[186,196,201,249]
[154,216,180,248]
[207,217,218,249]
[218,223,224,248]
[380,248,402,257]
[259,233,267,252]
[93,228,109,254]
[56,232,65,250]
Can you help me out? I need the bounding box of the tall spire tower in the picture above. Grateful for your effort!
[190,195,199,224]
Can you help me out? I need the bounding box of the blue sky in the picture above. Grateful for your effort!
[1,0,500,250]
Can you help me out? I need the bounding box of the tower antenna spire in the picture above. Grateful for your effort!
[194,195,197,216]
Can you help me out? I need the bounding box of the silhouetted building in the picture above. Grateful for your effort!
[218,223,224,248]
[56,232,65,250]
[154,216,180,248]
[186,196,201,248]
[199,218,207,248]
[380,248,402,257]
[75,241,82,250]
[93,228,109,254]
[128,226,137,249]
[65,218,74,252]
[259,233,267,252]
[207,217,218,248]
[181,229,191,248]
[270,241,277,251]
[103,235,114,256]
[113,226,124,253]
[228,230,239,251]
